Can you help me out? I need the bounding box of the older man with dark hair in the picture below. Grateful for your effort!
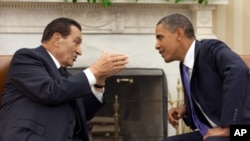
[0,17,128,141]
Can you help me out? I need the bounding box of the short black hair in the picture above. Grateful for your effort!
[157,13,195,39]
[41,17,82,42]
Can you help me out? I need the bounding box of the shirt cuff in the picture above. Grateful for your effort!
[83,68,96,87]
[83,68,104,103]
[91,87,104,103]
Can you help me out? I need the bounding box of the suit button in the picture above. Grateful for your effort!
[67,136,72,140]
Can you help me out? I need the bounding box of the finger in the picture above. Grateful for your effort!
[115,59,128,65]
[109,53,126,57]
[173,122,179,129]
[110,54,128,62]
[169,120,178,129]
[168,115,173,122]
[111,57,128,69]
[168,116,177,126]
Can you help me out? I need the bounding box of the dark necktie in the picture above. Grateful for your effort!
[58,67,83,138]
[182,65,209,136]
[58,67,68,78]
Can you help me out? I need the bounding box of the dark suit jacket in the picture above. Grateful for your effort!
[0,46,105,141]
[180,39,250,130]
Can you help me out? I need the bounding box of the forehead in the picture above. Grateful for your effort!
[70,25,81,35]
[69,25,82,40]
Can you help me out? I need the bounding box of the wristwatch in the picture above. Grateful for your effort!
[94,84,105,88]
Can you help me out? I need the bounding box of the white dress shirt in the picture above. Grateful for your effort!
[47,51,104,103]
[183,40,217,128]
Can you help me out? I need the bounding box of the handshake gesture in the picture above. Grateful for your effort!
[89,52,128,85]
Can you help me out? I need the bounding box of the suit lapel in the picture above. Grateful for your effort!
[35,46,62,78]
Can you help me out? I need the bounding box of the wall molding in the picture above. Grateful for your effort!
[0,0,228,38]
[0,0,229,4]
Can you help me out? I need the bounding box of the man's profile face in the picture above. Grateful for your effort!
[155,23,179,63]
[57,25,82,67]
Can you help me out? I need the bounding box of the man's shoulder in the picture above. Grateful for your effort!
[198,39,229,50]
[14,46,45,57]
[200,39,224,44]
[12,46,49,63]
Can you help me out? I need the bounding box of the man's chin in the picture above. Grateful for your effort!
[164,58,171,63]
[68,63,74,67]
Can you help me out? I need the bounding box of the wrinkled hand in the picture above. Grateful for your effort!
[89,52,128,85]
[168,105,186,129]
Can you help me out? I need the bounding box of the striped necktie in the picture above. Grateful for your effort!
[182,65,209,136]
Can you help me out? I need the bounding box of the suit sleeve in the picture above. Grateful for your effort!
[9,48,93,106]
[202,40,249,126]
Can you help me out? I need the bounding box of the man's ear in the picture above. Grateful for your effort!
[176,28,185,41]
[52,32,61,47]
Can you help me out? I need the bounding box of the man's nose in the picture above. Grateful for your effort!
[155,41,160,50]
[76,46,82,55]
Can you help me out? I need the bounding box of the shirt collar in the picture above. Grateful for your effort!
[46,50,61,69]
[183,40,196,70]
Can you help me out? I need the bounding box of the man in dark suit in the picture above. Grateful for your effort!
[0,17,128,141]
[155,13,250,141]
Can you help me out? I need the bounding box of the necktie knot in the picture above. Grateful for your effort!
[59,67,68,78]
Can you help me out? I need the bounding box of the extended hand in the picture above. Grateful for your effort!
[89,52,128,85]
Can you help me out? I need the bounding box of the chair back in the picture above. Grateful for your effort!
[0,55,12,105]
